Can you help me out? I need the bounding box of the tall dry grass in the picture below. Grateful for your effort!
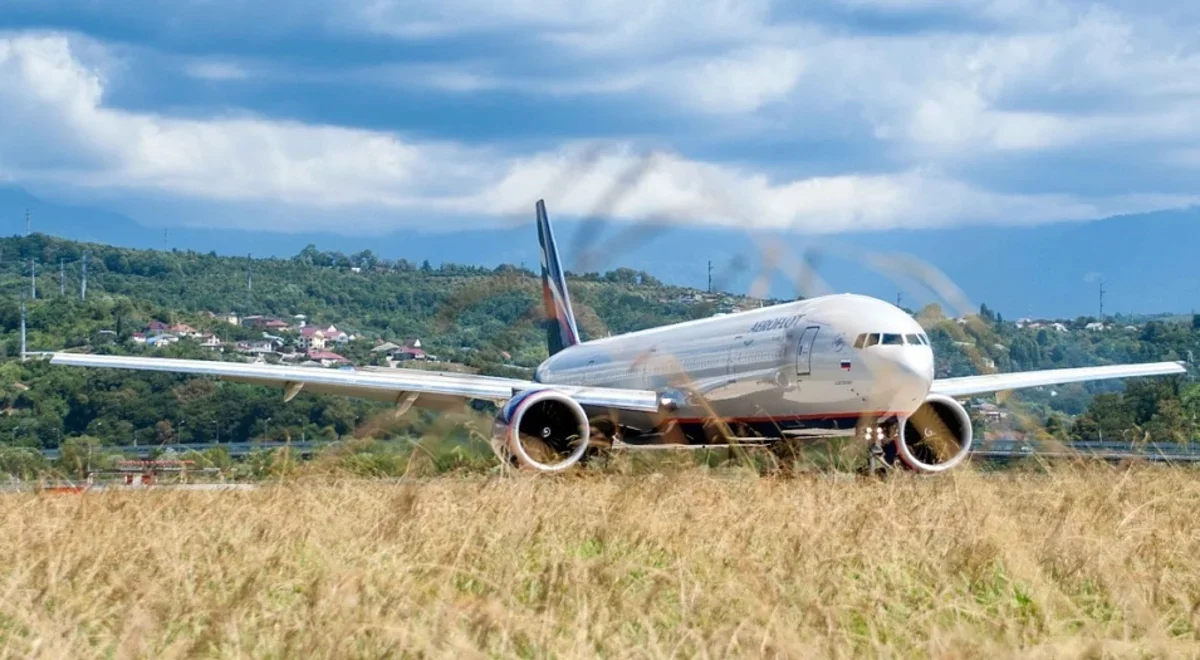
[2,465,1200,657]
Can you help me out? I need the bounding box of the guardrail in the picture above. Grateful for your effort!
[31,438,1200,464]
[972,439,1200,463]
[41,441,330,461]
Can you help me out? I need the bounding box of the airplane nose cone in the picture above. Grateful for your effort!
[871,350,934,412]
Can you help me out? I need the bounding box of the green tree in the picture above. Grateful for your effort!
[57,436,102,480]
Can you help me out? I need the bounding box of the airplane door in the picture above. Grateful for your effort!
[795,326,820,376]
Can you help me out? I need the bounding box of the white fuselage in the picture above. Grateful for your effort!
[534,293,935,431]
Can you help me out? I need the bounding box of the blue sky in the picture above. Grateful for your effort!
[1,0,1199,238]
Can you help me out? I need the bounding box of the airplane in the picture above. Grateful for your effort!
[50,200,1187,474]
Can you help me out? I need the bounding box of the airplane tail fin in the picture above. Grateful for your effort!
[536,199,581,356]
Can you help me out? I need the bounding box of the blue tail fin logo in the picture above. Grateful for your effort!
[536,199,581,356]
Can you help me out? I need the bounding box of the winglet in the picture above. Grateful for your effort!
[536,199,581,356]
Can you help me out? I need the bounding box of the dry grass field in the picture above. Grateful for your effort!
[3,465,1200,658]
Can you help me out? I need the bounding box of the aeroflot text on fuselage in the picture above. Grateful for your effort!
[749,314,804,333]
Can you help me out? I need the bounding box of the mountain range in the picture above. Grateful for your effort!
[1,184,1196,320]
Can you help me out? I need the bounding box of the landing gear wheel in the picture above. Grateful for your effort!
[582,417,619,467]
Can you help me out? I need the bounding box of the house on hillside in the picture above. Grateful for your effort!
[146,321,170,335]
[198,334,223,350]
[169,323,201,338]
[298,326,328,350]
[371,341,401,354]
[323,325,351,344]
[242,316,289,331]
[394,345,426,361]
[306,349,348,367]
[131,332,147,344]
[146,334,178,348]
[235,338,282,355]
[973,402,1008,422]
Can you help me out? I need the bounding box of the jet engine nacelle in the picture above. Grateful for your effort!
[894,393,974,473]
[491,389,591,472]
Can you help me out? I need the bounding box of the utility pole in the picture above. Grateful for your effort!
[80,253,88,301]
[19,296,27,362]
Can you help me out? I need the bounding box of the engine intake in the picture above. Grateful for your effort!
[492,389,590,472]
[895,394,974,473]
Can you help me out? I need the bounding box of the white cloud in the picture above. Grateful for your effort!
[5,0,1200,236]
[357,0,774,55]
[348,0,798,115]
[339,0,1200,161]
[0,34,498,221]
[345,46,805,115]
[665,47,806,115]
[186,60,250,81]
[469,145,1196,231]
[807,5,1200,158]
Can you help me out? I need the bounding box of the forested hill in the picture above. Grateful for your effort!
[0,233,767,451]
[0,233,763,366]
[0,232,1196,452]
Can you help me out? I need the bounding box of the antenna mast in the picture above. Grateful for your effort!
[24,208,30,236]
[707,260,713,293]
[59,258,65,296]
[29,259,36,300]
[247,253,253,291]
[1099,280,1106,322]
[81,253,88,301]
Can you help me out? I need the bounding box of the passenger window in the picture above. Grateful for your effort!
[881,333,903,345]
[853,333,867,349]
[864,333,880,347]
[905,333,920,345]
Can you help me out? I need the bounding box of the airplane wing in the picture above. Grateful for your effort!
[930,361,1188,398]
[49,353,660,414]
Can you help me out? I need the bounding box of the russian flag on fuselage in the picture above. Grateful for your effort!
[536,200,581,356]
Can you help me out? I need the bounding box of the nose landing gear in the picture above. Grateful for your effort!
[863,419,901,476]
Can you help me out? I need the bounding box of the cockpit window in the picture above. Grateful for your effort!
[858,332,928,348]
